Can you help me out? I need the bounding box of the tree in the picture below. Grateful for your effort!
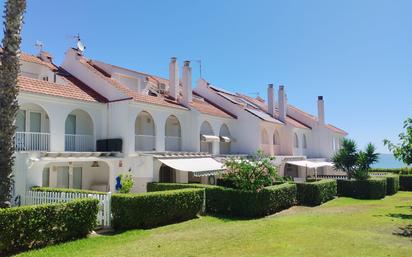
[0,0,26,208]
[331,138,358,179]
[332,139,379,180]
[384,118,412,166]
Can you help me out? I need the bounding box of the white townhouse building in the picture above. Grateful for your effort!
[11,46,347,201]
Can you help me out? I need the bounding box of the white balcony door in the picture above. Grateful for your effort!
[73,167,82,189]
[16,110,26,132]
[65,114,76,134]
[30,112,41,133]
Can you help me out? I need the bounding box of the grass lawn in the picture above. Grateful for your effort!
[16,192,412,257]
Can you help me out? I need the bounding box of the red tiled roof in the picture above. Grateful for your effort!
[326,124,348,136]
[20,52,58,71]
[18,74,108,103]
[191,94,236,119]
[82,59,187,109]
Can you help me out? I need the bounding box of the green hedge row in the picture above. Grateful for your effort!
[370,167,412,175]
[111,188,204,230]
[337,178,387,199]
[147,182,296,218]
[296,179,337,206]
[0,198,99,254]
[385,174,400,195]
[31,186,107,195]
[399,175,412,191]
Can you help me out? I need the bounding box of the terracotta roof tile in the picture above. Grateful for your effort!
[326,124,348,136]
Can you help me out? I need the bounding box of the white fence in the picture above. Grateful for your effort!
[15,132,50,151]
[65,134,95,152]
[24,190,111,227]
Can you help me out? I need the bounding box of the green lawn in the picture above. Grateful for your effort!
[17,192,412,257]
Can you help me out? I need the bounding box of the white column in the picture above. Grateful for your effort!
[49,111,66,152]
[155,117,165,151]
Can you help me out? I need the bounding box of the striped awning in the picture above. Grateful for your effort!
[157,157,225,177]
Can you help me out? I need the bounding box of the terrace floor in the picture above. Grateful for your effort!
[17,192,412,257]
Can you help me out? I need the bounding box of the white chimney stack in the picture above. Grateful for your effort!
[169,57,179,100]
[267,84,275,117]
[317,96,325,125]
[181,60,192,106]
[278,85,286,122]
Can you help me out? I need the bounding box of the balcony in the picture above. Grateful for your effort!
[15,132,50,151]
[135,135,156,151]
[165,136,181,151]
[65,134,95,152]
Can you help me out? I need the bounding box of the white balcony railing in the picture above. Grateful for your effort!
[65,134,95,152]
[135,134,156,151]
[165,136,182,151]
[15,132,50,151]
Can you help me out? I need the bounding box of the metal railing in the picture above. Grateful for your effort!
[165,136,181,151]
[14,131,50,151]
[65,134,95,152]
[135,134,156,151]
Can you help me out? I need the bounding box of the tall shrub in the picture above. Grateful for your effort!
[0,0,26,208]
[384,118,412,166]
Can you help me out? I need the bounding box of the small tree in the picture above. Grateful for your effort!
[118,172,134,194]
[332,139,379,180]
[223,150,279,192]
[384,118,412,166]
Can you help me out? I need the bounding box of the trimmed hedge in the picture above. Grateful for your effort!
[337,178,387,199]
[296,179,337,206]
[0,198,99,254]
[370,167,412,175]
[385,174,400,195]
[31,186,107,195]
[111,188,204,230]
[399,175,412,191]
[147,182,297,218]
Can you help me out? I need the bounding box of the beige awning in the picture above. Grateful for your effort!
[286,160,333,169]
[158,157,225,177]
[201,135,220,142]
[220,136,231,143]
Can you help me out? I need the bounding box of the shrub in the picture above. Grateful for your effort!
[385,174,400,195]
[216,177,237,188]
[118,172,134,193]
[337,178,387,199]
[31,186,107,195]
[147,182,296,218]
[296,179,337,206]
[111,188,204,230]
[369,167,412,175]
[223,151,279,191]
[0,198,99,254]
[399,175,412,191]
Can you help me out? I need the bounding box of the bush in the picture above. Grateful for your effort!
[111,188,204,230]
[337,178,387,199]
[385,174,400,195]
[0,198,99,254]
[296,179,337,206]
[147,182,296,218]
[31,186,107,195]
[370,167,412,175]
[216,177,237,188]
[399,175,412,191]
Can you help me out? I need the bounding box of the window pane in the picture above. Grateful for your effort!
[57,167,69,188]
[65,114,76,135]
[16,110,26,132]
[30,112,41,132]
[42,168,50,187]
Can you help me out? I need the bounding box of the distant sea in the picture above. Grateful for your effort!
[372,153,408,169]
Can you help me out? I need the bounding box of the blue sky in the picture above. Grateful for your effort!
[4,0,412,153]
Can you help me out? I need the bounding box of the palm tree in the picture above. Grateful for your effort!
[0,0,26,208]
[332,138,358,179]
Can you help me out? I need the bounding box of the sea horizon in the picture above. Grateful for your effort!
[372,153,409,169]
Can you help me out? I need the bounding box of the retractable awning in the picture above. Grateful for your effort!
[286,160,333,169]
[201,135,220,142]
[220,136,231,143]
[158,157,225,177]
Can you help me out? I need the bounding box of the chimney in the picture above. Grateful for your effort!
[181,60,192,106]
[317,96,325,125]
[278,85,286,122]
[267,84,275,117]
[168,57,179,100]
[39,51,53,63]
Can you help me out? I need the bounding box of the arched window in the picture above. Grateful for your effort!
[294,133,299,148]
[302,134,307,149]
[200,121,214,153]
[65,109,94,152]
[261,129,269,144]
[219,124,231,154]
[135,111,156,151]
[165,115,181,151]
